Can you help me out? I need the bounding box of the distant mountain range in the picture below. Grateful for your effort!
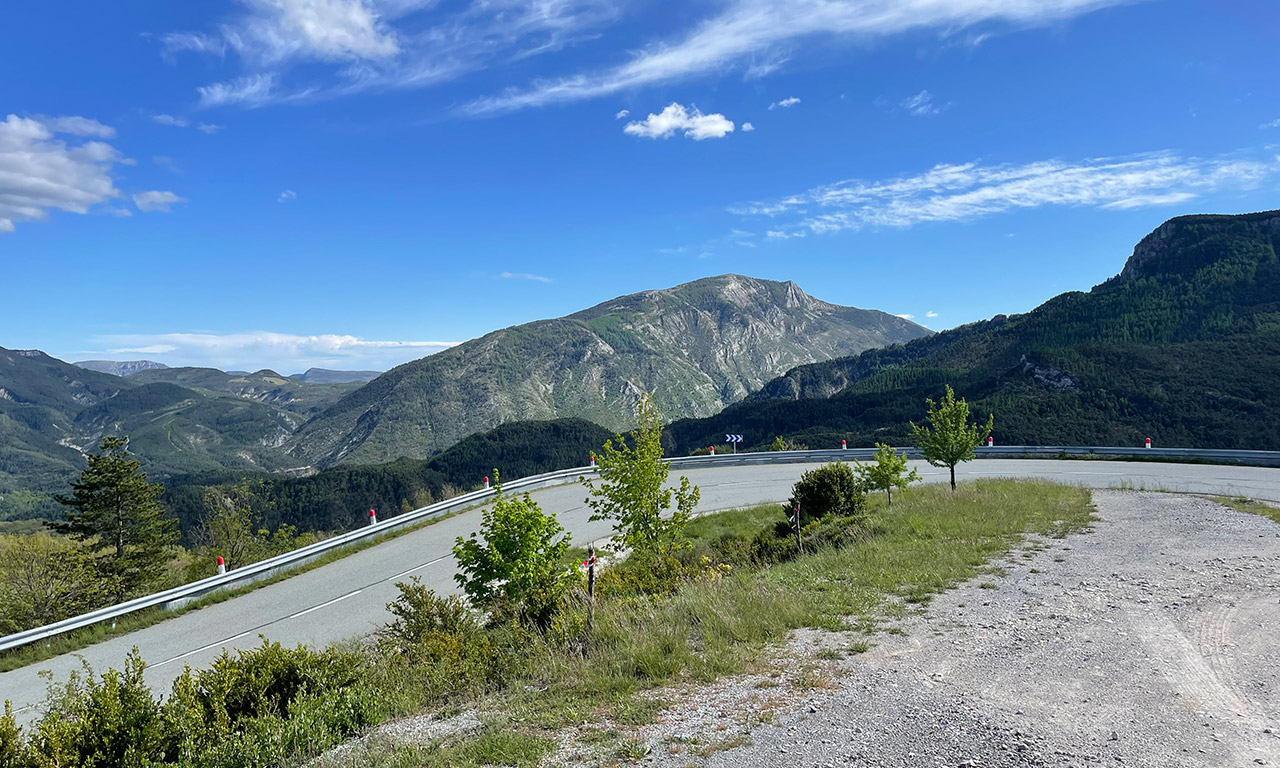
[73,360,169,376]
[665,210,1280,452]
[1,274,922,520]
[286,275,928,467]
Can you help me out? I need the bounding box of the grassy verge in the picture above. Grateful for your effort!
[350,480,1094,765]
[1209,495,1280,525]
[0,506,468,674]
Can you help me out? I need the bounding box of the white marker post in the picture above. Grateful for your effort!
[1145,437,1152,448]
[988,436,994,447]
[709,446,715,456]
[216,555,226,575]
[484,475,490,490]
[589,454,596,470]
[841,439,847,450]
[369,508,377,526]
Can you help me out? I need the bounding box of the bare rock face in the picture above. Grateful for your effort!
[289,274,929,467]
[1118,210,1280,283]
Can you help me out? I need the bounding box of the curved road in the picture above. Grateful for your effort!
[3,458,1278,720]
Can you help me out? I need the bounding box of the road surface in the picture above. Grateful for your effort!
[3,458,1278,721]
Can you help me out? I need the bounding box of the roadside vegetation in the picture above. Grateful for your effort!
[0,389,1101,768]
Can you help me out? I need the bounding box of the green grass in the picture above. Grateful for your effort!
[344,480,1094,766]
[0,506,468,673]
[1209,495,1280,525]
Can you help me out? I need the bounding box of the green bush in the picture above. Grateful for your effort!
[27,650,166,768]
[1,702,32,768]
[596,550,690,599]
[786,462,866,525]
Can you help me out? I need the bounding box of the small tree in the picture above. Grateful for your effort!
[787,462,866,525]
[910,385,993,491]
[856,443,920,506]
[583,393,699,554]
[196,479,292,570]
[0,533,104,635]
[454,471,574,628]
[52,437,178,602]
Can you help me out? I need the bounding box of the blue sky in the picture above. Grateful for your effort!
[2,0,1277,373]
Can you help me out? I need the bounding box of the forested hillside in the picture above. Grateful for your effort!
[162,418,612,539]
[668,211,1280,452]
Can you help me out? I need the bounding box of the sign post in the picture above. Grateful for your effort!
[790,505,803,555]
[584,546,598,634]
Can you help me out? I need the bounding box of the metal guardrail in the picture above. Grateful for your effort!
[2,445,1276,652]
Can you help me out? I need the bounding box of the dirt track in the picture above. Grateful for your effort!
[641,491,1280,768]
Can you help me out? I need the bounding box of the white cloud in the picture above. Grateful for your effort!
[92,331,460,372]
[133,190,186,212]
[1261,118,1280,129]
[926,311,939,318]
[152,114,191,127]
[497,271,552,283]
[615,109,629,119]
[175,0,618,108]
[36,116,116,138]
[900,90,938,116]
[0,114,127,232]
[153,155,182,173]
[895,313,915,320]
[768,96,800,110]
[198,73,283,108]
[623,103,734,140]
[278,189,297,202]
[465,0,1128,115]
[734,150,1278,237]
[741,121,755,131]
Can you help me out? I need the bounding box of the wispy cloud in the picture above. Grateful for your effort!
[92,330,460,372]
[1261,118,1280,129]
[196,123,224,134]
[497,271,552,282]
[614,108,629,119]
[900,90,939,116]
[734,150,1278,237]
[623,103,734,140]
[174,0,619,109]
[768,96,800,110]
[741,121,755,132]
[152,114,190,127]
[895,313,915,320]
[465,0,1129,115]
[153,155,182,173]
[278,189,297,203]
[134,190,187,212]
[926,311,939,318]
[0,114,127,233]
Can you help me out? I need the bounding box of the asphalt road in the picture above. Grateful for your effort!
[3,458,1278,721]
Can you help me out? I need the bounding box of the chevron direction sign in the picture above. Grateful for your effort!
[725,434,743,443]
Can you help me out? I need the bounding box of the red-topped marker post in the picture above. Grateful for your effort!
[1145,437,1152,448]
[709,446,715,456]
[988,436,994,447]
[841,439,847,450]
[216,555,226,575]
[484,475,490,489]
[369,508,377,525]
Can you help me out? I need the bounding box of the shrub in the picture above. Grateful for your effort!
[596,551,689,599]
[1,702,32,768]
[28,650,166,767]
[786,462,866,525]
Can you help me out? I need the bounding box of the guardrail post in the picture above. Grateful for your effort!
[216,555,226,575]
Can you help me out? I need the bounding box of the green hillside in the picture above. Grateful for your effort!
[667,211,1280,452]
[288,274,928,467]
[128,367,362,415]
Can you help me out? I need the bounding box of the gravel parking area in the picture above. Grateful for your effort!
[635,491,1280,768]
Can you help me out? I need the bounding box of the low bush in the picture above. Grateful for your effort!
[787,462,866,524]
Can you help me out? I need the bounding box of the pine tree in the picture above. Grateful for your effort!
[52,437,178,602]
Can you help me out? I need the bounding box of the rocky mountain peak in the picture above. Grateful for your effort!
[1117,210,1280,283]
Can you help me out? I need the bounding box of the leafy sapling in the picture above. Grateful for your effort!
[856,443,920,506]
[910,385,993,491]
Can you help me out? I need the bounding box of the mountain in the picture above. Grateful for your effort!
[128,367,363,415]
[288,275,929,467]
[665,211,1280,452]
[0,353,311,521]
[293,368,382,384]
[73,360,169,376]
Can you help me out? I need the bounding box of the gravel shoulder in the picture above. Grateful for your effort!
[629,491,1280,768]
